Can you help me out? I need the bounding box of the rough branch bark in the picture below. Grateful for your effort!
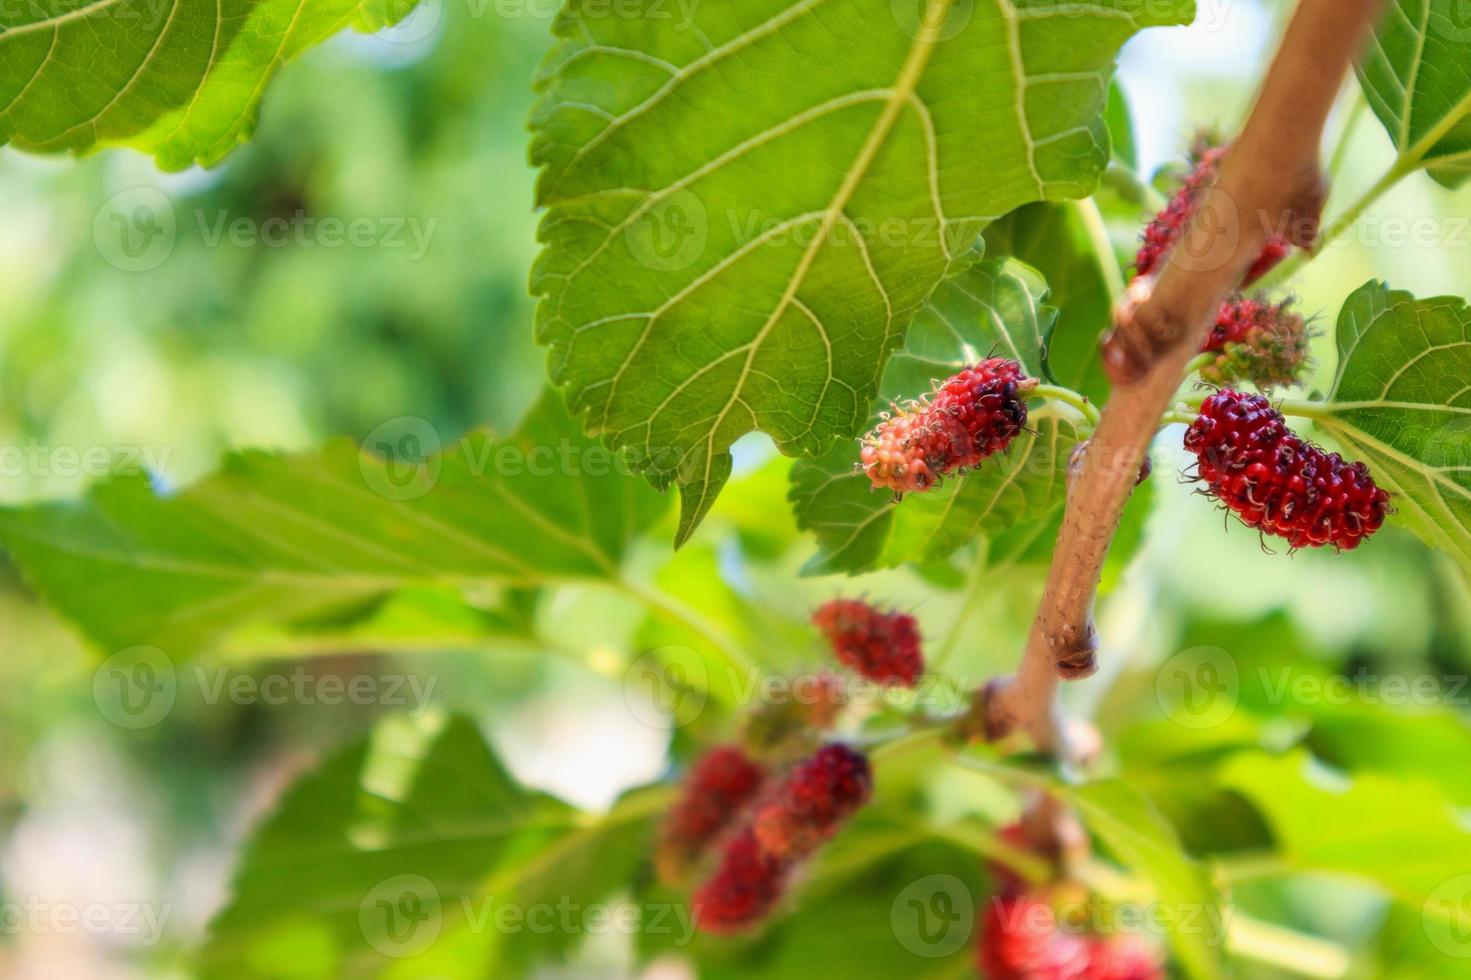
[991,0,1388,754]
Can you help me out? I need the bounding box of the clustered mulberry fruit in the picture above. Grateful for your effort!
[1184,390,1389,550]
[1200,296,1310,390]
[656,745,766,884]
[861,358,1034,495]
[812,598,924,687]
[692,828,790,935]
[977,893,1163,980]
[1135,137,1289,285]
[752,743,872,859]
[690,742,873,934]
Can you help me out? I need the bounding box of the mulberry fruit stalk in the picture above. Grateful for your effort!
[812,598,924,687]
[1135,137,1290,285]
[656,745,766,884]
[752,743,873,860]
[861,358,1034,494]
[1184,390,1389,550]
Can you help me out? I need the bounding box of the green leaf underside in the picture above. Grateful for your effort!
[1357,0,1471,186]
[199,714,664,978]
[788,257,1081,575]
[0,391,666,657]
[1321,282,1471,573]
[530,0,1195,542]
[0,0,417,169]
[1063,780,1226,980]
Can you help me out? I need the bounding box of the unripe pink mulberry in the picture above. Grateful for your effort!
[656,745,766,884]
[860,359,1034,495]
[1184,390,1390,550]
[1199,296,1310,390]
[752,743,872,860]
[812,598,924,687]
[692,828,790,934]
[1136,138,1290,285]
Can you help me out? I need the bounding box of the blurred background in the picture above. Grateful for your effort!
[0,0,1468,976]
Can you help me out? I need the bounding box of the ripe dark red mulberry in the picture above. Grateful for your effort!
[1199,296,1310,390]
[656,745,765,884]
[861,358,1034,495]
[752,743,872,860]
[812,598,924,687]
[1184,390,1390,550]
[693,828,790,934]
[978,894,1091,980]
[1135,138,1290,285]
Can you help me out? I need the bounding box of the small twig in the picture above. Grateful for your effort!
[993,0,1388,755]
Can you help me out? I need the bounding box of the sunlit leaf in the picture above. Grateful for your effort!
[530,0,1194,542]
[1358,0,1471,186]
[0,390,667,657]
[1220,750,1471,919]
[1317,282,1471,572]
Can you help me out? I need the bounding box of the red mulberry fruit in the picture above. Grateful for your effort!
[812,598,924,687]
[656,745,766,884]
[1184,390,1390,550]
[977,894,1092,980]
[1199,296,1310,390]
[693,828,790,934]
[752,743,872,860]
[1135,138,1290,285]
[861,358,1034,495]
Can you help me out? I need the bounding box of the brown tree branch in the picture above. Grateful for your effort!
[991,0,1388,755]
